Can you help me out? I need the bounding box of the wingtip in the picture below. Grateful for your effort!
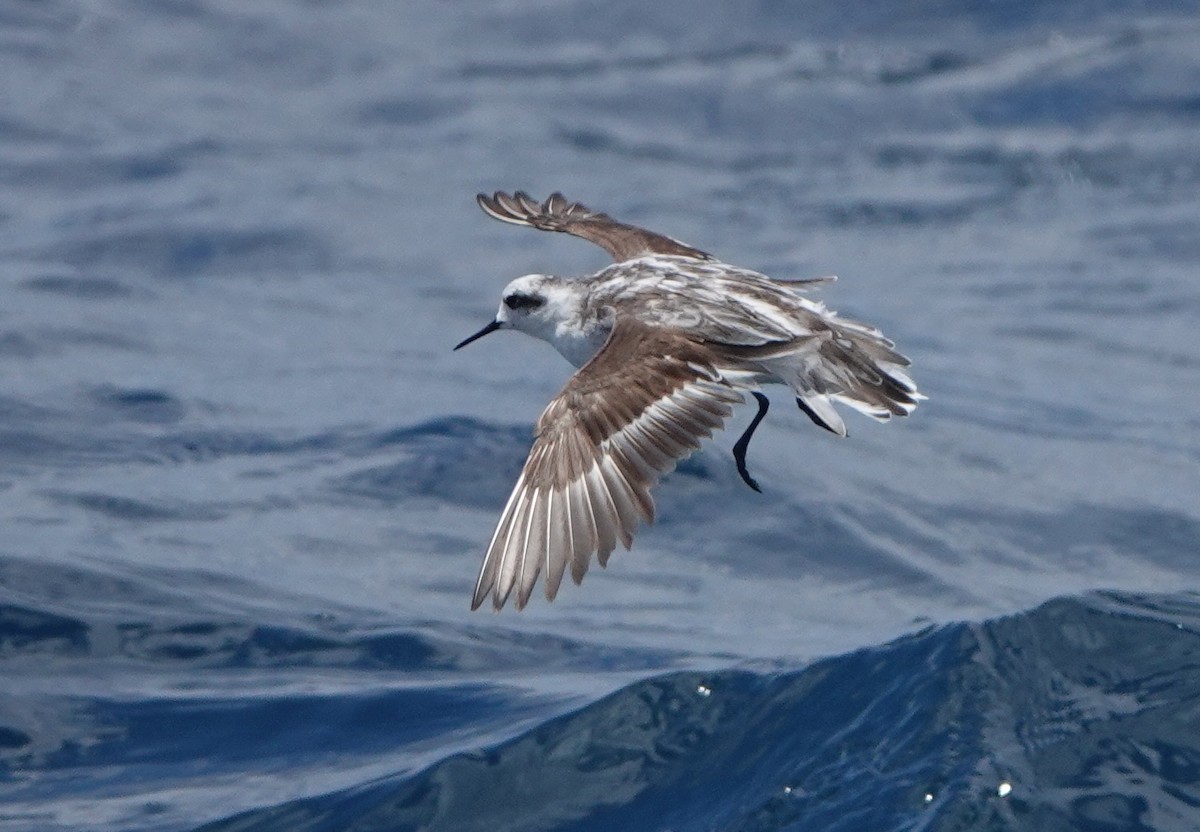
[477,190,532,226]
[773,273,838,287]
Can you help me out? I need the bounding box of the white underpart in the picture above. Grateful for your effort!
[550,320,610,368]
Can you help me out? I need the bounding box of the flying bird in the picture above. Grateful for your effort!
[456,190,922,610]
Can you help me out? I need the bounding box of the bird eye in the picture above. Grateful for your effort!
[503,293,544,311]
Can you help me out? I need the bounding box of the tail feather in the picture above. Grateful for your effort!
[796,395,847,436]
[757,322,923,431]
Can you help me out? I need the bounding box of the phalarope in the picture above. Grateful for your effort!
[456,191,922,610]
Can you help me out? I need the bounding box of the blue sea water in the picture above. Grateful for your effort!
[2,1,1199,830]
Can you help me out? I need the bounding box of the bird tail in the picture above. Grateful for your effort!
[753,319,923,437]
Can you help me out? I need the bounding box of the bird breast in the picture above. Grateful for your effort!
[551,318,612,368]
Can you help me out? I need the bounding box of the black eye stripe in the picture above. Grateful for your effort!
[504,293,544,311]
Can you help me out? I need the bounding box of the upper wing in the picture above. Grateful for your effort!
[477,190,713,263]
[471,318,744,611]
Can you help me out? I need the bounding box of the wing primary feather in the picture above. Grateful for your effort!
[472,471,526,610]
[506,488,541,610]
[584,463,619,566]
[545,488,570,600]
[494,489,533,610]
[516,488,548,609]
[598,457,639,549]
[570,469,598,584]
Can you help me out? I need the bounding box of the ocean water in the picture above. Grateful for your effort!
[2,1,1199,830]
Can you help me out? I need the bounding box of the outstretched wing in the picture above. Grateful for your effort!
[477,190,713,263]
[472,318,743,611]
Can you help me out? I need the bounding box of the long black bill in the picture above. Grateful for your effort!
[453,319,502,351]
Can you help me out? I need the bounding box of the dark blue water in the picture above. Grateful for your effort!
[2,2,1199,830]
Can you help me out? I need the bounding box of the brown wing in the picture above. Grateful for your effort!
[471,318,743,611]
[477,190,713,263]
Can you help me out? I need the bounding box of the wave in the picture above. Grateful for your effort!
[192,591,1200,831]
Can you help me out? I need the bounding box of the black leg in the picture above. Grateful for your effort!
[732,392,770,493]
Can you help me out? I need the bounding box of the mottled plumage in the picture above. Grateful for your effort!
[457,191,923,610]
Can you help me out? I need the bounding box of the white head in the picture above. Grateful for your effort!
[454,274,583,350]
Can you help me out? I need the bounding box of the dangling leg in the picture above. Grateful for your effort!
[732,392,770,493]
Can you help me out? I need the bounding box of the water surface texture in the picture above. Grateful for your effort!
[2,1,1199,830]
